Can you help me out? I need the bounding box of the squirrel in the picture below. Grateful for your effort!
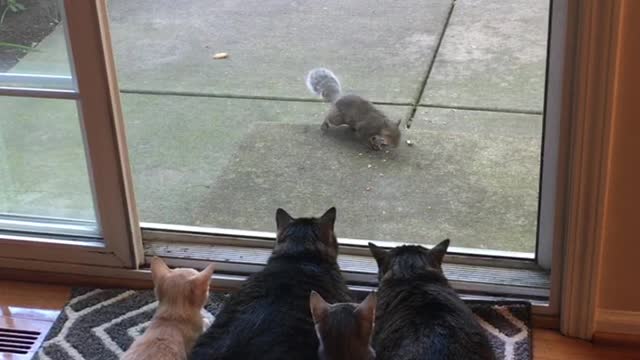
[306,68,402,151]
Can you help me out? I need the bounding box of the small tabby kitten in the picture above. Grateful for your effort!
[310,291,376,360]
[369,240,495,360]
[190,207,352,360]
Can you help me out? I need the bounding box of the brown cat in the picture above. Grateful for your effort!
[122,257,214,360]
[306,68,402,151]
[310,291,377,360]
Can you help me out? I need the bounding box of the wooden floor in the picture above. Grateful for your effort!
[1,280,639,359]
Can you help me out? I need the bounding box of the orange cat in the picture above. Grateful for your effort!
[122,257,214,360]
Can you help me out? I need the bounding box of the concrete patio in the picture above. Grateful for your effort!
[0,0,549,252]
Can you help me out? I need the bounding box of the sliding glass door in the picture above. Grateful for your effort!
[0,0,585,320]
[0,0,140,267]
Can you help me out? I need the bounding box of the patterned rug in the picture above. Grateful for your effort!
[34,288,532,360]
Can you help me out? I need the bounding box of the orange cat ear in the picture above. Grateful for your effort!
[309,291,330,324]
[150,257,170,283]
[202,263,215,277]
[190,263,214,302]
[193,263,214,289]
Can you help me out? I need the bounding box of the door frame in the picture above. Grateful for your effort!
[0,0,621,340]
[0,0,142,268]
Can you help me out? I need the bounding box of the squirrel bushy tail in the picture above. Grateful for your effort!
[306,68,342,103]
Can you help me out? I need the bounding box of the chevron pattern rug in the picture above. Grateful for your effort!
[34,288,532,360]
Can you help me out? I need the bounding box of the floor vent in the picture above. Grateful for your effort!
[0,327,41,355]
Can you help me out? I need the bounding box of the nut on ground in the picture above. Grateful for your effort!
[406,139,414,146]
[213,52,229,59]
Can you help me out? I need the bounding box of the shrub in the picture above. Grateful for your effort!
[1,0,26,25]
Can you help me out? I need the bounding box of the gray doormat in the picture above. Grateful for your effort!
[34,288,532,360]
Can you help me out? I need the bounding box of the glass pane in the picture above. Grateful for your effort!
[0,96,98,236]
[0,0,74,90]
[109,0,549,254]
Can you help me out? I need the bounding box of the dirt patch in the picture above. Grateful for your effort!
[0,0,60,72]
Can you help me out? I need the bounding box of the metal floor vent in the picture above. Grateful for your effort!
[0,326,41,355]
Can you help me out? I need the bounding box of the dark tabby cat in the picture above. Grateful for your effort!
[369,240,495,360]
[309,291,377,360]
[190,207,352,360]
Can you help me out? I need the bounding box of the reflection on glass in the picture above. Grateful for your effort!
[0,0,74,90]
[0,97,98,236]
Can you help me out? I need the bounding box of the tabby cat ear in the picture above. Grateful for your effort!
[150,256,170,284]
[276,208,294,232]
[368,243,388,269]
[429,239,450,267]
[355,292,376,323]
[318,207,338,255]
[319,207,336,226]
[309,291,330,324]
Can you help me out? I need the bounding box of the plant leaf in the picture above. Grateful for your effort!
[0,41,41,52]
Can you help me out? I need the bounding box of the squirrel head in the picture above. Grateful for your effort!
[370,120,402,150]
